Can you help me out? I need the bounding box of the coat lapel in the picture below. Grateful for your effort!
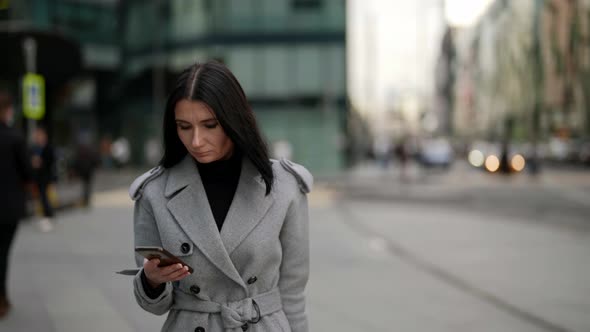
[164,156,245,288]
[221,159,274,255]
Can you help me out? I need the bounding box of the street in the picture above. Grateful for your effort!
[3,1,590,331]
[1,165,589,332]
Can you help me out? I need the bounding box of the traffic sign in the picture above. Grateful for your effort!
[22,73,45,120]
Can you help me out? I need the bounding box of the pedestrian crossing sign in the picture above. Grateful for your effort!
[22,73,45,120]
[0,0,10,10]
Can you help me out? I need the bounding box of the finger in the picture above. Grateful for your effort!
[161,263,186,277]
[150,267,186,284]
[144,258,160,270]
[165,265,190,280]
[170,272,190,282]
[170,270,191,282]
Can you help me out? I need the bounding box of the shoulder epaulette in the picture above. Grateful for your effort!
[129,166,164,201]
[277,158,313,194]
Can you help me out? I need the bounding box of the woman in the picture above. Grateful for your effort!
[130,61,312,332]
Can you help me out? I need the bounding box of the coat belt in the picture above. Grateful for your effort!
[172,288,282,329]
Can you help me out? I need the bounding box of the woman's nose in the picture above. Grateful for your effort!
[191,129,204,148]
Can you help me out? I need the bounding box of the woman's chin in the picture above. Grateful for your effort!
[192,153,215,163]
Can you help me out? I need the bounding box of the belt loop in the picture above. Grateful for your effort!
[247,300,261,324]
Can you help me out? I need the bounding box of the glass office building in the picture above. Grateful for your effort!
[122,0,347,173]
[2,0,347,173]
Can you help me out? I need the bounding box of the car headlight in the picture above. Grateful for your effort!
[485,155,500,172]
[468,150,485,167]
[511,154,526,172]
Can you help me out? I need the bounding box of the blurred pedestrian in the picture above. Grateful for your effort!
[129,61,311,331]
[527,144,541,176]
[144,137,162,166]
[272,139,293,160]
[111,136,130,166]
[394,137,409,181]
[499,140,511,174]
[99,134,114,169]
[31,126,56,232]
[0,90,33,318]
[373,134,392,170]
[499,119,513,175]
[72,132,99,208]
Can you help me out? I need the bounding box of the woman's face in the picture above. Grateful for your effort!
[174,99,234,163]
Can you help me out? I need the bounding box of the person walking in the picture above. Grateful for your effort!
[30,126,56,231]
[129,61,312,331]
[0,90,33,318]
[72,132,99,208]
[394,137,409,182]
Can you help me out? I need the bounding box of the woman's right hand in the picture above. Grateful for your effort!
[143,258,191,289]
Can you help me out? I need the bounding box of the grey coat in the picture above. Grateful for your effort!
[130,155,311,332]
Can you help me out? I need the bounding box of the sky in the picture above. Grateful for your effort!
[347,0,494,123]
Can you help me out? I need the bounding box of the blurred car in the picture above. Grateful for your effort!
[546,137,590,165]
[579,140,590,165]
[467,141,527,173]
[417,137,454,168]
[548,137,569,162]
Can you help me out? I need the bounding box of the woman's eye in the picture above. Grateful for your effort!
[204,123,218,129]
[177,125,191,130]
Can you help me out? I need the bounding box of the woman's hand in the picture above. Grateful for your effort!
[143,258,191,289]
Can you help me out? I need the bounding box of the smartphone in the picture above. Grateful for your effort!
[135,246,194,274]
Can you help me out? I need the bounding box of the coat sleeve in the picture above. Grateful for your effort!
[279,192,310,332]
[133,198,174,315]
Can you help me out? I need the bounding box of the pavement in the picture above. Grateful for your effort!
[50,161,590,208]
[40,161,590,234]
[321,161,590,231]
[322,161,590,200]
[3,162,588,332]
[43,161,590,235]
[48,168,141,211]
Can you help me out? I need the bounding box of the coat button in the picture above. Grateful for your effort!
[241,323,248,331]
[195,327,205,332]
[190,285,200,294]
[181,243,191,254]
[247,276,257,284]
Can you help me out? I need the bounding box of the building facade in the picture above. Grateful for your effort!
[120,0,348,173]
[2,0,348,174]
[449,0,590,144]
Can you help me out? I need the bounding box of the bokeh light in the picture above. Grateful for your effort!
[485,155,500,172]
[511,154,526,172]
[468,150,485,167]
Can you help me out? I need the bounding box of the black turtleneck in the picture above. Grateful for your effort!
[196,151,242,231]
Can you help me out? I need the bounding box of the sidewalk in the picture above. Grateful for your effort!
[48,168,140,211]
[321,160,590,204]
[46,162,590,222]
[6,168,589,332]
[5,162,589,332]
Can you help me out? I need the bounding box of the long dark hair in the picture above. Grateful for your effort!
[160,61,274,195]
